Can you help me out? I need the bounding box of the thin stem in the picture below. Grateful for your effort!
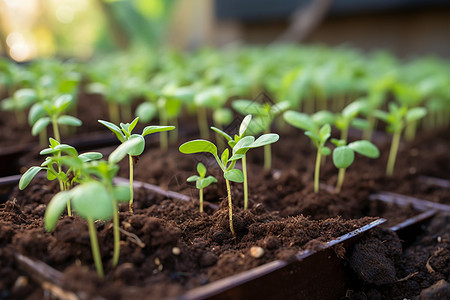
[159,109,168,151]
[404,121,417,141]
[386,130,401,176]
[225,179,236,237]
[314,148,322,193]
[335,168,346,193]
[108,102,120,125]
[214,124,225,152]
[87,217,104,278]
[198,106,209,139]
[129,154,134,213]
[242,156,249,210]
[363,114,376,141]
[340,127,348,143]
[52,117,61,142]
[169,117,178,144]
[264,144,271,171]
[112,198,120,266]
[199,188,204,213]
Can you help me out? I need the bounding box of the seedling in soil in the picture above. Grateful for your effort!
[331,139,380,192]
[19,138,102,216]
[232,99,289,170]
[212,115,280,209]
[283,111,332,193]
[99,117,175,212]
[333,101,369,142]
[187,163,217,213]
[374,103,426,176]
[0,88,37,125]
[179,139,245,236]
[29,94,82,144]
[194,85,228,139]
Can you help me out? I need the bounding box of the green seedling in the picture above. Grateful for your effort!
[374,103,427,176]
[283,111,332,193]
[232,99,289,170]
[186,163,217,213]
[212,115,279,209]
[194,86,228,139]
[179,139,245,237]
[334,101,369,142]
[99,117,175,212]
[19,138,102,216]
[0,88,37,125]
[29,94,82,144]
[331,139,380,192]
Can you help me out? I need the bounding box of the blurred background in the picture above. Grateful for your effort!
[0,0,449,62]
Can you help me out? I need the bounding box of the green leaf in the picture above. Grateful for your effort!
[197,162,206,178]
[318,124,331,142]
[373,110,389,122]
[233,136,255,154]
[54,144,78,156]
[305,131,320,143]
[78,152,103,162]
[44,191,72,231]
[196,176,218,189]
[49,138,59,148]
[232,100,264,116]
[41,157,52,167]
[239,115,252,137]
[283,110,317,132]
[250,133,279,148]
[135,102,157,123]
[179,140,218,157]
[270,101,290,115]
[229,153,245,161]
[32,117,51,136]
[405,107,427,123]
[40,147,57,155]
[141,125,175,137]
[187,175,200,182]
[109,137,142,164]
[98,120,125,142]
[112,184,131,203]
[19,166,43,190]
[221,148,230,165]
[351,118,370,130]
[210,127,232,142]
[342,101,363,119]
[127,134,145,156]
[54,94,73,113]
[321,146,331,156]
[47,169,57,181]
[57,115,82,127]
[128,117,139,133]
[348,140,380,159]
[224,169,244,183]
[312,110,335,126]
[71,181,113,221]
[28,103,46,125]
[333,146,355,169]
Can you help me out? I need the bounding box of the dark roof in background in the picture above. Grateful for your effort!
[215,0,450,21]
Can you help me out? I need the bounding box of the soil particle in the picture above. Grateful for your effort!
[418,279,450,300]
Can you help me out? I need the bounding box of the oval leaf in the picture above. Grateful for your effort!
[127,134,145,156]
[112,184,131,203]
[19,166,43,190]
[283,110,316,132]
[28,103,47,126]
[333,146,355,169]
[239,115,252,137]
[71,181,113,221]
[98,120,125,142]
[179,140,218,156]
[250,133,279,148]
[44,191,72,231]
[109,137,142,164]
[135,102,157,123]
[348,140,380,159]
[32,117,51,136]
[224,168,244,183]
[79,152,103,162]
[57,115,82,127]
[197,162,206,177]
[405,107,427,123]
[142,125,175,137]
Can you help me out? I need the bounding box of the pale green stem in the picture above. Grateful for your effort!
[340,127,348,143]
[198,106,209,139]
[159,109,168,151]
[129,154,134,213]
[314,148,322,193]
[386,130,401,176]
[108,102,120,125]
[264,144,271,171]
[169,118,178,144]
[335,168,346,193]
[363,114,376,141]
[87,217,104,278]
[52,117,61,142]
[112,198,120,266]
[404,121,417,141]
[214,124,225,152]
[242,156,248,210]
[199,188,204,213]
[225,179,236,237]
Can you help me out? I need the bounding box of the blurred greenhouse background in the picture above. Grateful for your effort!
[1,0,449,62]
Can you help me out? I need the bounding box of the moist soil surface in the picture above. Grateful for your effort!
[0,177,376,299]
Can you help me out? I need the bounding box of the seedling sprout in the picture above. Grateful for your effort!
[186,163,217,212]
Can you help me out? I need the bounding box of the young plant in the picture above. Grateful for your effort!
[212,115,279,209]
[29,94,82,144]
[186,163,217,213]
[232,99,289,170]
[19,138,102,216]
[0,88,37,125]
[99,117,175,212]
[374,103,426,176]
[331,139,380,192]
[194,85,228,139]
[333,100,369,142]
[179,140,245,237]
[283,111,332,193]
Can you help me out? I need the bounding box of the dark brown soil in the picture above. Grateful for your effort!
[0,177,377,299]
